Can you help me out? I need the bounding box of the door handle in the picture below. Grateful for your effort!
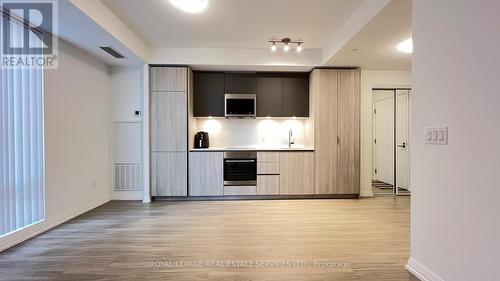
[397,142,407,149]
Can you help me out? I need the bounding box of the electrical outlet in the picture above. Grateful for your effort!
[91,180,97,189]
[425,127,448,145]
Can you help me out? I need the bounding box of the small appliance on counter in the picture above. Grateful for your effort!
[194,131,209,148]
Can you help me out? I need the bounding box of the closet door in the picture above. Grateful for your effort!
[312,69,339,194]
[337,69,360,194]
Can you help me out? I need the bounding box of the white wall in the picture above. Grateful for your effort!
[110,66,144,200]
[360,70,411,196]
[0,39,113,252]
[407,1,500,281]
[196,118,308,148]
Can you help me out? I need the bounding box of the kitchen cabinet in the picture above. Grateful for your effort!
[311,69,360,195]
[151,152,187,196]
[224,186,257,196]
[189,152,224,196]
[257,163,280,175]
[279,152,314,195]
[256,152,280,195]
[257,76,283,117]
[193,72,225,117]
[283,75,309,117]
[193,71,309,118]
[337,69,360,194]
[257,175,279,195]
[257,152,280,162]
[311,69,338,194]
[150,92,187,151]
[150,67,187,92]
[225,73,257,94]
[150,66,189,197]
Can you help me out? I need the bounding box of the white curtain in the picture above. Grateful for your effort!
[0,15,45,236]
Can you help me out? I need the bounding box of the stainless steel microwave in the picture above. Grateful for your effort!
[224,94,256,118]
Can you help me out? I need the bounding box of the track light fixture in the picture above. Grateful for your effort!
[296,42,303,53]
[268,38,304,53]
[270,42,277,52]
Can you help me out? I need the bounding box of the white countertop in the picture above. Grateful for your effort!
[190,145,314,152]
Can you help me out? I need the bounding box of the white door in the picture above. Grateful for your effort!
[396,90,410,193]
[373,90,394,187]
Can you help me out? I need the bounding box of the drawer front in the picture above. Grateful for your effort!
[257,162,280,175]
[257,175,279,195]
[223,186,257,196]
[257,152,280,163]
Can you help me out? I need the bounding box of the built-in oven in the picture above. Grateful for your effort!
[224,94,256,118]
[223,152,257,186]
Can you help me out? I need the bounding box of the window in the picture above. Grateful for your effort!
[0,13,45,236]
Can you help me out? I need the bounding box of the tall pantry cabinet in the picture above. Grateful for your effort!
[150,66,189,196]
[310,69,360,195]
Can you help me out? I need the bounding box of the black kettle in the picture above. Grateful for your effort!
[194,131,209,148]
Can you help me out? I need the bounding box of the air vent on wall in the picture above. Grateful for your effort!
[100,46,125,59]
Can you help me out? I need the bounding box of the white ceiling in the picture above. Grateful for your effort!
[101,0,363,49]
[58,0,411,71]
[325,0,412,70]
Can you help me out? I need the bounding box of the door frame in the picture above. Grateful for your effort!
[372,88,412,196]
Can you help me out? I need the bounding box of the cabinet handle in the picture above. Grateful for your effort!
[225,160,256,163]
[337,136,340,145]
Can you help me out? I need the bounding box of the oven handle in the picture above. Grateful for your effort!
[225,159,256,163]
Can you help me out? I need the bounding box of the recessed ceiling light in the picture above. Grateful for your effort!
[169,0,208,13]
[396,38,413,53]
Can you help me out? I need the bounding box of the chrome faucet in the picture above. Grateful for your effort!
[288,128,295,147]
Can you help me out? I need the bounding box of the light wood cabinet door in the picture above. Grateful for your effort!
[280,152,314,195]
[311,69,339,194]
[150,92,187,152]
[257,175,279,195]
[189,152,224,196]
[150,67,187,92]
[257,152,280,163]
[151,152,187,196]
[257,163,280,175]
[337,69,360,194]
[224,186,257,196]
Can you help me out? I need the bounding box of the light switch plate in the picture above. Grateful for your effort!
[425,127,448,145]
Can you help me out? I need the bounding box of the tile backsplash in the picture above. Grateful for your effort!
[196,118,309,148]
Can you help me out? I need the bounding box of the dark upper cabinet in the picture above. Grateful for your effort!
[257,76,283,117]
[225,73,257,94]
[193,72,225,117]
[193,71,309,118]
[283,75,310,117]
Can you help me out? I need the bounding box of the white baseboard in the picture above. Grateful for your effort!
[406,257,444,281]
[0,196,110,253]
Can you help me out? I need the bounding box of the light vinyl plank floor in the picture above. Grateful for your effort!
[0,197,417,281]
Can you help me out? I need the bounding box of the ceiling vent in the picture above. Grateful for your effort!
[100,46,125,59]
